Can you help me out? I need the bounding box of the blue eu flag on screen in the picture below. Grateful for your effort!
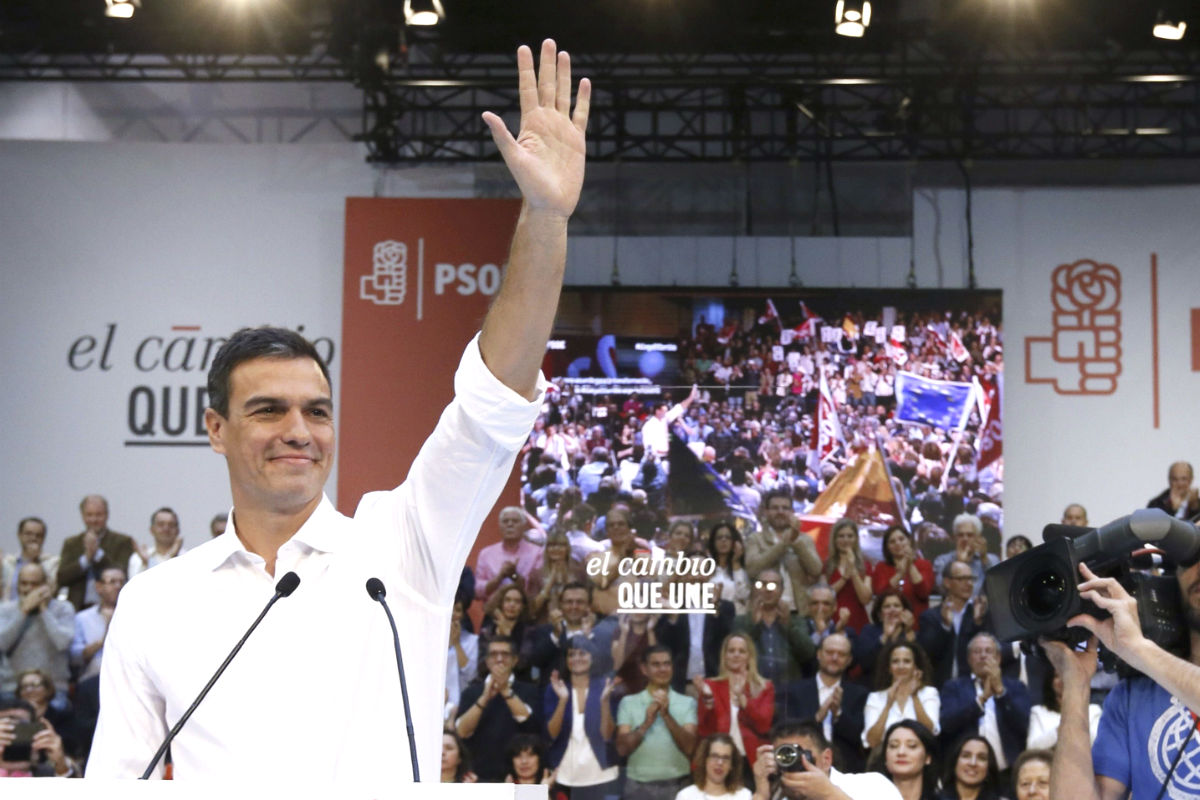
[894,372,974,430]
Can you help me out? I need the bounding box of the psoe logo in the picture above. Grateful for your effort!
[1024,258,1122,394]
[361,240,408,306]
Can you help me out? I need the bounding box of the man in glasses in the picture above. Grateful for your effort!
[732,569,816,687]
[917,560,997,688]
[454,636,539,782]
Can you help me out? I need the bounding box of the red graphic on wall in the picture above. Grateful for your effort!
[1024,259,1122,395]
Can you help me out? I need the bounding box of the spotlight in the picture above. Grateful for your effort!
[104,0,139,19]
[404,0,445,26]
[1153,10,1187,40]
[835,0,871,38]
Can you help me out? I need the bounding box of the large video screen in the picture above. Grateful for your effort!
[538,288,1003,563]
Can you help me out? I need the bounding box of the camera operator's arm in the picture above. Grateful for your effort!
[1071,563,1200,713]
[1042,638,1126,800]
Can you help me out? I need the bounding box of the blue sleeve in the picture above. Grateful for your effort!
[1092,680,1130,787]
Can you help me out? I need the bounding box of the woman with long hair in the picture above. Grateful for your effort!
[823,518,874,632]
[527,532,587,625]
[872,720,939,800]
[480,583,531,679]
[853,588,917,688]
[706,521,750,614]
[939,736,1002,800]
[676,734,751,800]
[544,637,619,800]
[694,633,774,767]
[862,641,939,750]
[441,730,477,783]
[871,526,934,623]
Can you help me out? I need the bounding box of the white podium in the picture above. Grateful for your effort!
[2,780,548,800]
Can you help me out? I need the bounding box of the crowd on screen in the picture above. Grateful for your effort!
[0,305,1194,797]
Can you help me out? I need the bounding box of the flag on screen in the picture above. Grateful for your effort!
[810,446,904,529]
[977,375,1002,470]
[794,302,822,341]
[758,298,782,329]
[949,331,970,363]
[894,371,975,430]
[810,367,845,462]
[667,435,757,521]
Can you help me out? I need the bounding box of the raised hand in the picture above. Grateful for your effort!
[1069,562,1146,663]
[550,670,569,701]
[482,40,591,219]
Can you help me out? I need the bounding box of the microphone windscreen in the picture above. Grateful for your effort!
[365,577,386,600]
[276,571,301,597]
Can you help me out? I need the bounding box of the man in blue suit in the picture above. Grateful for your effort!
[938,632,1031,775]
[779,632,868,772]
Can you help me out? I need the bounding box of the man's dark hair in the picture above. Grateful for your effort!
[641,643,673,664]
[149,507,179,527]
[769,719,830,752]
[761,488,793,512]
[558,581,593,604]
[206,327,331,418]
[568,503,596,528]
[0,696,36,717]
[17,517,45,535]
[486,635,517,655]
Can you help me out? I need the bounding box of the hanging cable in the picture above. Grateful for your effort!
[957,159,976,289]
[788,159,801,288]
[825,136,840,237]
[610,160,621,286]
[906,160,917,289]
[728,166,741,287]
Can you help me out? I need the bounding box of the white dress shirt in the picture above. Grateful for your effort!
[862,686,941,747]
[87,335,543,789]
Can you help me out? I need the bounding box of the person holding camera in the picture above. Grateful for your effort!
[750,720,900,800]
[1043,560,1200,800]
[0,696,74,777]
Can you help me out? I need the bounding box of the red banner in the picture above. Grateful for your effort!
[339,198,523,574]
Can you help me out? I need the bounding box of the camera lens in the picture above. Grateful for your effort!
[1023,570,1067,619]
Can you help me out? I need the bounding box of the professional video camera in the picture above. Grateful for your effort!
[985,508,1200,664]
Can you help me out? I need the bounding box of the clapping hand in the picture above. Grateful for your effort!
[550,670,569,701]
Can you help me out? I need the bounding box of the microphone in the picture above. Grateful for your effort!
[365,577,420,782]
[140,571,301,780]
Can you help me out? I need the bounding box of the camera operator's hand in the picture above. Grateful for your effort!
[1040,635,1098,690]
[779,753,838,800]
[1068,562,1147,667]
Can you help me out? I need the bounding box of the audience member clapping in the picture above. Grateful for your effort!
[805,584,851,646]
[544,638,620,798]
[872,526,934,623]
[824,519,874,633]
[732,570,816,686]
[527,532,586,625]
[938,633,1030,773]
[854,589,917,689]
[695,633,775,767]
[707,521,751,614]
[779,632,868,772]
[678,734,752,800]
[615,644,698,800]
[1,518,58,603]
[454,636,540,782]
[939,736,1003,800]
[931,516,997,598]
[863,641,940,750]
[872,721,940,800]
[480,584,532,677]
[0,564,74,694]
[917,561,993,688]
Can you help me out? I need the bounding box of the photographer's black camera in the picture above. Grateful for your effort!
[774,744,814,773]
[985,509,1200,659]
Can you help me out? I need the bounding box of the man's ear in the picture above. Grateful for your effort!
[820,747,834,771]
[204,408,227,454]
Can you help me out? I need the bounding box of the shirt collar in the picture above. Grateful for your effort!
[198,494,341,572]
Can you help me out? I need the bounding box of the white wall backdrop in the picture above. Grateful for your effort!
[2,137,1198,553]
